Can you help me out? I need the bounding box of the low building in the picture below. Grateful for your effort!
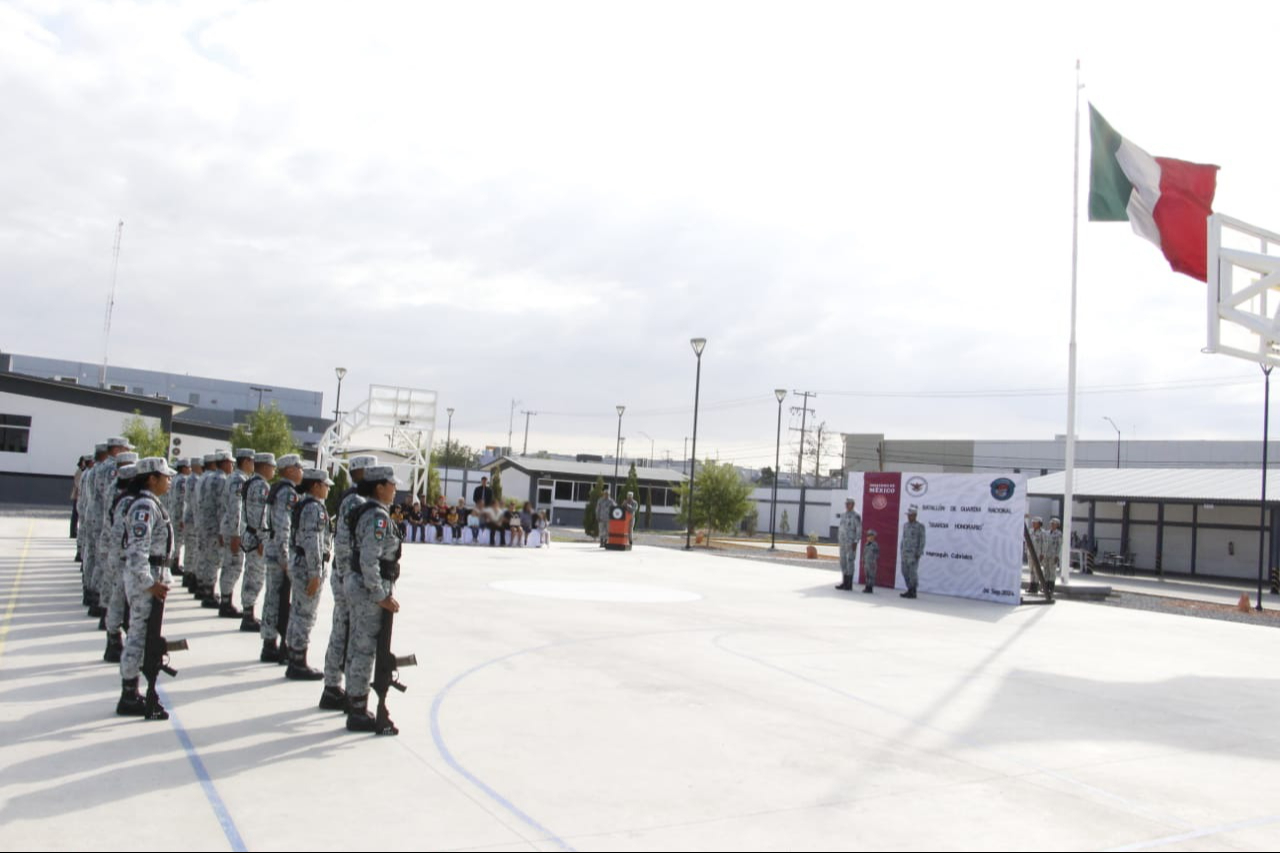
[1029,468,1280,580]
[482,456,687,529]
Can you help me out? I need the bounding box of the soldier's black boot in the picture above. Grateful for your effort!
[376,703,400,737]
[1028,582,1040,594]
[862,584,874,594]
[346,694,378,732]
[103,631,123,663]
[97,613,107,631]
[319,684,348,711]
[183,573,195,591]
[82,588,91,606]
[239,607,261,633]
[900,588,917,599]
[260,638,281,663]
[285,647,324,681]
[218,600,242,619]
[278,642,290,666]
[75,549,82,563]
[835,576,853,591]
[201,588,221,609]
[116,678,146,717]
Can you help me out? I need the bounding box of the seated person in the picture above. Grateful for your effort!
[509,504,525,546]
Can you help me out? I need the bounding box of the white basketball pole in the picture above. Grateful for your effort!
[1059,62,1083,587]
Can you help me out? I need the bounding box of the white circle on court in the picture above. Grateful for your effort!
[490,579,701,603]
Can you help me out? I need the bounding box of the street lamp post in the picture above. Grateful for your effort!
[334,367,347,435]
[771,389,786,550]
[685,338,707,550]
[1103,416,1121,468]
[250,386,273,410]
[613,405,626,500]
[444,407,454,501]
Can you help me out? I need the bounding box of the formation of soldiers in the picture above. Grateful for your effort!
[74,437,409,735]
[1027,516,1062,594]
[834,499,926,598]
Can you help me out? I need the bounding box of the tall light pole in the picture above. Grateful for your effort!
[638,431,655,467]
[613,405,626,499]
[250,386,273,410]
[334,367,347,435]
[444,407,454,501]
[771,389,786,550]
[1103,416,1121,469]
[521,410,537,455]
[685,338,707,550]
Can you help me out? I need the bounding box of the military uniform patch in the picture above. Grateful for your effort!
[374,517,387,540]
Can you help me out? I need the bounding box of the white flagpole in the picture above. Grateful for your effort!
[1060,60,1082,586]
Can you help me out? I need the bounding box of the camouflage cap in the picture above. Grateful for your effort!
[214,449,233,463]
[277,454,302,469]
[202,453,217,464]
[363,465,403,487]
[301,468,334,486]
[254,452,277,466]
[94,443,108,453]
[1031,516,1043,524]
[348,455,379,471]
[136,457,178,477]
[1050,517,1061,525]
[867,529,878,536]
[105,436,131,449]
[116,452,139,465]
[845,496,856,504]
[234,448,256,460]
[906,505,919,514]
[117,463,138,480]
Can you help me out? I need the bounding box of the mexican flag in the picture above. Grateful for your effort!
[1088,105,1219,281]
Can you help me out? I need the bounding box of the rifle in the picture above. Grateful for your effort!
[372,605,416,736]
[142,596,188,720]
[277,557,292,651]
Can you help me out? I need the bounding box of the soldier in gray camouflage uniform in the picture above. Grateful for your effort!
[236,452,275,632]
[345,465,403,734]
[93,447,136,617]
[285,468,333,680]
[260,454,303,663]
[116,457,177,719]
[861,529,880,593]
[322,455,378,711]
[1027,516,1048,594]
[836,496,862,591]
[168,459,191,576]
[900,505,927,599]
[217,448,255,618]
[181,457,206,591]
[196,450,231,608]
[87,436,131,616]
[595,488,613,548]
[99,454,139,654]
[78,444,107,591]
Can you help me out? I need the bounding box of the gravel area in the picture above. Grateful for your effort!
[1081,589,1280,629]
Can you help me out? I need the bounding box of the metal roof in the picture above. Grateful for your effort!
[1028,467,1280,505]
[485,455,688,484]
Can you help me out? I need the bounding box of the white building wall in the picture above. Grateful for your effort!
[0,391,161,476]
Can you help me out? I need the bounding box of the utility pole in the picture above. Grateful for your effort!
[814,423,824,487]
[507,398,520,454]
[790,391,816,538]
[99,220,124,389]
[520,410,537,455]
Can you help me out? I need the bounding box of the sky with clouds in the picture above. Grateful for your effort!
[3,0,1279,471]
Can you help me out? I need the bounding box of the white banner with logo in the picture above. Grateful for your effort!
[895,472,1027,605]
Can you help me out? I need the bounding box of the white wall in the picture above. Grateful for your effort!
[0,391,161,476]
[171,431,224,463]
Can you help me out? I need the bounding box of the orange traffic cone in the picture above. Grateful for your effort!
[1237,594,1252,613]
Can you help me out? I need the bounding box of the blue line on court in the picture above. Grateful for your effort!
[161,687,249,852]
[430,650,575,852]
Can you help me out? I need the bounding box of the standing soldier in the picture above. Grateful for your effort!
[595,487,613,548]
[116,457,177,718]
[345,465,403,735]
[101,457,139,661]
[77,444,107,575]
[285,468,333,681]
[1044,517,1063,592]
[237,452,275,632]
[322,455,378,711]
[168,459,191,576]
[900,505,927,599]
[197,450,231,609]
[217,448,255,619]
[93,447,136,618]
[182,457,207,592]
[88,436,132,616]
[836,496,862,591]
[861,530,880,594]
[1028,516,1049,594]
[260,454,303,664]
[623,491,639,545]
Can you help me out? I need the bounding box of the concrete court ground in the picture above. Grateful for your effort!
[2,516,1279,852]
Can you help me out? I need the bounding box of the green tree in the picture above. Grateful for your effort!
[122,411,169,458]
[583,475,606,537]
[744,506,759,536]
[491,467,504,503]
[432,439,483,469]
[426,463,442,503]
[759,466,775,486]
[780,509,791,535]
[230,403,299,460]
[624,463,640,507]
[673,459,754,547]
[326,466,350,518]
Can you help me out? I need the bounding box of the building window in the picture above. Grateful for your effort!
[189,393,200,405]
[573,482,594,502]
[537,486,553,506]
[131,386,144,395]
[109,384,126,393]
[0,414,32,453]
[554,481,573,501]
